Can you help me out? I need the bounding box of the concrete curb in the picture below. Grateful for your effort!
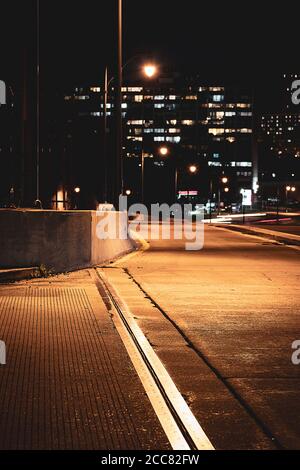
[214,224,300,246]
[0,267,40,283]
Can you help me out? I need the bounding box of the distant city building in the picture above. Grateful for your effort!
[62,75,253,206]
[258,74,300,204]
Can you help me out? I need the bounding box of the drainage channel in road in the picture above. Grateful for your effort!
[90,268,215,451]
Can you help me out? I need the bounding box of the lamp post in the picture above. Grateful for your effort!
[115,0,123,209]
[34,0,42,209]
[103,58,157,205]
[74,186,80,209]
[286,185,296,212]
[218,176,229,215]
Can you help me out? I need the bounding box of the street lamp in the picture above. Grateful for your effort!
[125,189,131,196]
[286,185,296,211]
[218,176,229,214]
[159,146,169,157]
[103,57,158,206]
[158,146,177,201]
[189,165,198,174]
[73,186,80,209]
[143,64,157,78]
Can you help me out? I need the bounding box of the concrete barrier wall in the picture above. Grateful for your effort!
[0,210,135,272]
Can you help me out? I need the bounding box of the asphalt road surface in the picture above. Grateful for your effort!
[108,223,300,450]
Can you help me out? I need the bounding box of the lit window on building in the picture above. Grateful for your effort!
[166,136,181,143]
[154,95,165,100]
[208,103,223,108]
[134,95,143,102]
[208,128,225,135]
[212,94,224,102]
[127,120,144,125]
[154,103,165,108]
[208,161,222,166]
[90,87,101,92]
[182,120,194,125]
[238,128,252,133]
[154,136,165,141]
[169,128,180,133]
[225,111,236,116]
[185,95,197,100]
[236,103,251,108]
[127,87,143,92]
[231,162,252,167]
[169,95,177,100]
[127,136,143,141]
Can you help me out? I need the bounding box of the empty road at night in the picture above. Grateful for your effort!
[104,223,300,450]
[0,223,299,450]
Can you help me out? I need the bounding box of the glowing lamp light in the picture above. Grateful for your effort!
[189,165,197,174]
[74,187,80,193]
[291,186,296,192]
[221,176,228,184]
[286,185,291,191]
[224,187,230,193]
[159,146,169,156]
[125,189,132,196]
[143,64,157,78]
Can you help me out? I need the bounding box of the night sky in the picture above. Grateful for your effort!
[1,1,298,108]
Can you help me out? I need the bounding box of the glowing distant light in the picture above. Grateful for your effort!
[221,176,228,184]
[224,187,230,193]
[159,146,169,156]
[291,186,296,192]
[272,173,276,178]
[125,189,132,196]
[286,185,291,191]
[143,64,157,78]
[189,165,197,174]
[74,186,80,193]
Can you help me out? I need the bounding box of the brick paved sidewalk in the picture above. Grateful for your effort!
[0,270,170,450]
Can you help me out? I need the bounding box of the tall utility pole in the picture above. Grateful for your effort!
[103,66,108,202]
[115,0,123,208]
[34,0,42,208]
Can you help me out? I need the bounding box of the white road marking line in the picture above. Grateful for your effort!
[98,269,215,451]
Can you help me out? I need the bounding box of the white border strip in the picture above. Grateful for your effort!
[98,269,215,451]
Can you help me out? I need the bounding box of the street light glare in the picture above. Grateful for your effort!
[143,64,157,78]
[189,165,197,173]
[159,146,169,156]
[221,177,228,184]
